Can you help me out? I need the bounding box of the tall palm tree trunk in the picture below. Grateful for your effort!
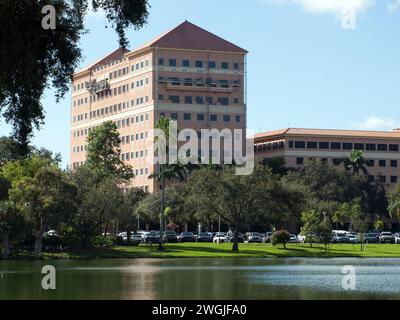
[159,164,165,251]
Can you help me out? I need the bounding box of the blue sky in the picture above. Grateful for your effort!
[1,0,400,167]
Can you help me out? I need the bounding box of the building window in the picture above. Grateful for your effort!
[379,160,386,167]
[331,142,341,150]
[169,95,180,104]
[195,60,203,68]
[210,114,217,122]
[182,60,190,67]
[289,141,294,148]
[354,143,365,150]
[295,141,305,149]
[296,157,304,165]
[235,115,241,123]
[196,96,204,105]
[368,175,375,182]
[343,143,353,150]
[208,61,216,69]
[391,160,398,167]
[221,62,229,69]
[184,96,193,104]
[379,175,387,183]
[391,176,398,183]
[223,115,231,122]
[169,59,177,67]
[389,144,399,152]
[217,97,229,106]
[234,63,239,70]
[171,113,178,120]
[378,144,388,151]
[366,159,375,167]
[234,98,239,104]
[366,144,376,151]
[184,113,191,121]
[319,142,329,149]
[307,142,318,149]
[197,114,205,121]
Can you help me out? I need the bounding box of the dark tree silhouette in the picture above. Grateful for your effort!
[0,0,149,156]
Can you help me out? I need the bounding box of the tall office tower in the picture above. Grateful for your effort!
[70,21,248,192]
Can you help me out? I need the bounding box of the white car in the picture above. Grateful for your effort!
[394,233,400,244]
[289,234,299,243]
[213,233,228,243]
[297,234,306,243]
[247,233,262,243]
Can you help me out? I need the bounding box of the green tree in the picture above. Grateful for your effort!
[185,165,284,253]
[86,121,134,180]
[70,166,123,248]
[300,210,320,247]
[318,214,332,252]
[8,165,71,257]
[0,200,21,259]
[0,1,149,155]
[343,150,368,176]
[120,188,146,242]
[374,219,384,233]
[388,185,400,221]
[0,137,19,166]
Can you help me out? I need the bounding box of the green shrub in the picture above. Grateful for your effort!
[60,234,82,250]
[93,235,118,248]
[271,230,290,249]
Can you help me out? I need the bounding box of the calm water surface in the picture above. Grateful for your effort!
[1,258,400,299]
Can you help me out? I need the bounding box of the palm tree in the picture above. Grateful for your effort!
[388,185,400,221]
[154,116,172,251]
[342,150,368,176]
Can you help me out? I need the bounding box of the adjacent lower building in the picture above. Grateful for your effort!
[254,128,400,187]
[70,21,248,192]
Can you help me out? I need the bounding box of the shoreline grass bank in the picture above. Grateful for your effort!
[6,243,400,260]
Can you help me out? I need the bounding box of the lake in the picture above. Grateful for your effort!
[1,258,400,299]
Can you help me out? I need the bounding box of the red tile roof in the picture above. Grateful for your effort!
[136,20,247,53]
[254,128,400,141]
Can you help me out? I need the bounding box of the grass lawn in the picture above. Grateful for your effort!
[32,242,400,260]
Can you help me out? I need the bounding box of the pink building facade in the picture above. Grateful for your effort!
[70,21,247,192]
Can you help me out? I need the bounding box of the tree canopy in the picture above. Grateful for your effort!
[0,0,149,155]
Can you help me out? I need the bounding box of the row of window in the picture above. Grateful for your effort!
[73,78,149,107]
[255,141,285,152]
[73,96,150,123]
[159,95,238,106]
[72,113,150,138]
[159,58,240,71]
[289,141,400,152]
[158,77,240,88]
[295,157,399,168]
[159,112,241,123]
[121,150,149,161]
[107,60,150,81]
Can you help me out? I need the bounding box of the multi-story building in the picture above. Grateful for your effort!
[254,128,400,187]
[70,21,248,192]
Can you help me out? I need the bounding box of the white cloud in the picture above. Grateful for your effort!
[292,0,373,14]
[260,0,374,29]
[351,116,399,131]
[388,0,400,12]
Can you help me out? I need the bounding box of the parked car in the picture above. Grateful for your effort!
[361,233,379,243]
[196,232,213,242]
[297,234,306,243]
[144,231,160,244]
[229,233,245,243]
[178,232,195,243]
[163,231,178,243]
[263,232,273,243]
[213,233,228,243]
[331,234,351,243]
[395,233,400,244]
[131,234,143,246]
[289,234,299,243]
[346,233,359,244]
[247,232,262,243]
[379,232,395,244]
